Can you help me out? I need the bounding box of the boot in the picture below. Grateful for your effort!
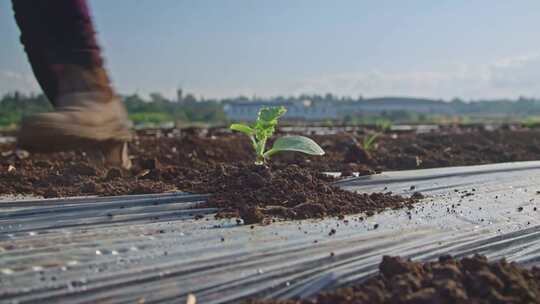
[12,2,132,169]
[17,92,133,169]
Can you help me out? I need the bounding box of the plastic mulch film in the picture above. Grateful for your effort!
[2,161,540,303]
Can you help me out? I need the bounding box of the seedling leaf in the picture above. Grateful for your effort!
[258,106,287,122]
[230,123,255,136]
[362,133,380,151]
[254,106,287,141]
[265,135,325,158]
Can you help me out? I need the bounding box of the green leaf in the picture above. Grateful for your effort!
[362,133,380,150]
[258,106,287,123]
[230,123,255,136]
[264,135,325,158]
[254,106,287,141]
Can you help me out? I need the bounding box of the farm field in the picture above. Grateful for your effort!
[3,124,540,303]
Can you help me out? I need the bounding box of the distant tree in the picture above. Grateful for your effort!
[324,93,334,101]
[183,93,197,104]
[149,92,169,103]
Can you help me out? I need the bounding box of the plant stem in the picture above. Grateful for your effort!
[254,139,267,165]
[255,155,265,165]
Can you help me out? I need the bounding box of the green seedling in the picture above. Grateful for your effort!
[362,133,380,151]
[523,117,540,129]
[230,106,325,165]
[375,119,393,132]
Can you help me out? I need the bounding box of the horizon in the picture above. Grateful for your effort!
[4,89,538,104]
[2,1,540,100]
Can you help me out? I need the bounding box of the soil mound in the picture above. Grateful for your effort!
[189,164,420,224]
[249,254,540,304]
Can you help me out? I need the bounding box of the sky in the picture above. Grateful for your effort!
[2,0,540,100]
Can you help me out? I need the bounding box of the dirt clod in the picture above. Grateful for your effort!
[248,255,540,304]
[105,168,123,180]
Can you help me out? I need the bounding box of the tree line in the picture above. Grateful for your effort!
[2,91,540,127]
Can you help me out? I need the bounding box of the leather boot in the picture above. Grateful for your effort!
[12,2,132,169]
[17,91,133,169]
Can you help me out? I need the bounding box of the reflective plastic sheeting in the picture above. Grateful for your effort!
[2,161,540,303]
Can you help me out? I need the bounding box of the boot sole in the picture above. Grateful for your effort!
[18,118,132,152]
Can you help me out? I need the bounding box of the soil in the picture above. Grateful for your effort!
[248,254,540,304]
[2,126,540,223]
[188,163,421,224]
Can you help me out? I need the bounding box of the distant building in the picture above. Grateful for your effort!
[224,97,456,121]
[224,100,338,121]
[339,98,456,116]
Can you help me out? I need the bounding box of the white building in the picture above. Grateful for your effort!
[224,97,455,121]
[339,98,455,115]
[224,100,338,121]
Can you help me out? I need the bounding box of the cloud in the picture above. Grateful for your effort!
[0,70,39,95]
[489,54,540,90]
[290,54,540,100]
[4,54,540,100]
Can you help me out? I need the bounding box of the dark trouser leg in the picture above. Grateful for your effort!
[11,0,113,105]
[12,0,131,169]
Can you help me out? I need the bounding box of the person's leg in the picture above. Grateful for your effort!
[12,0,113,103]
[12,0,131,169]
